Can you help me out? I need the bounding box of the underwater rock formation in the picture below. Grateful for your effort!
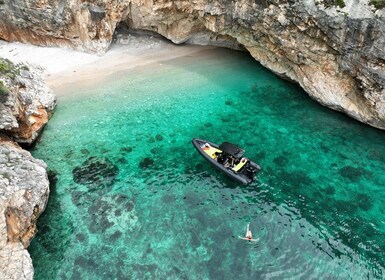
[0,137,49,280]
[73,156,119,190]
[0,0,384,129]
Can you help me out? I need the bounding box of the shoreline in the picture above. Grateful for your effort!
[0,35,218,97]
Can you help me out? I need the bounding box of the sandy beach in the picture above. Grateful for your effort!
[0,33,217,96]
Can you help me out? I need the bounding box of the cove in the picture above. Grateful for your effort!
[29,47,385,279]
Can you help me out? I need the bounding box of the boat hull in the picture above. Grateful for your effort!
[192,138,261,185]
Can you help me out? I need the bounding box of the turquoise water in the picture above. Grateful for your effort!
[29,47,385,279]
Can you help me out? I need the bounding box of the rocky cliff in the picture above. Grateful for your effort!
[0,58,56,145]
[0,0,384,129]
[0,59,54,279]
[0,137,49,280]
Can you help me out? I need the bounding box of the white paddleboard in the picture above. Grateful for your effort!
[238,236,259,242]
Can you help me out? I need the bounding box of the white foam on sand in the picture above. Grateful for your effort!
[0,35,217,96]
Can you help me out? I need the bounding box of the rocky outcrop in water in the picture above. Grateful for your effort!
[0,0,384,129]
[0,58,56,145]
[0,137,49,280]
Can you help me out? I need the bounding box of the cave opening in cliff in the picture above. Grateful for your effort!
[112,21,167,46]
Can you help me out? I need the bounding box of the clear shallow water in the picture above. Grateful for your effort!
[29,48,385,279]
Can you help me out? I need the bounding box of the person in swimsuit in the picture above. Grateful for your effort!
[246,223,252,240]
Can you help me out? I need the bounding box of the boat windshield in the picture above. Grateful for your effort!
[219,142,245,159]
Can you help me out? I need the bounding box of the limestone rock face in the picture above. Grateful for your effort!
[1,0,384,129]
[0,0,130,55]
[0,59,54,279]
[0,137,49,280]
[0,60,56,145]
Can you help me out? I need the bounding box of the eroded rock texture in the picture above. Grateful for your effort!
[0,0,384,129]
[0,56,55,280]
[0,137,49,280]
[0,59,56,145]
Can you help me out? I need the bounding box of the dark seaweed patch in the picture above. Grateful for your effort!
[162,194,176,204]
[368,149,385,163]
[80,149,90,155]
[207,255,226,279]
[108,231,122,242]
[273,155,289,167]
[131,263,158,279]
[86,194,136,234]
[115,194,129,204]
[334,199,357,214]
[47,170,58,189]
[126,201,134,212]
[120,146,133,153]
[281,170,313,187]
[254,151,266,160]
[139,157,154,169]
[87,199,101,214]
[320,142,330,153]
[71,269,82,279]
[151,147,161,154]
[155,134,164,141]
[38,224,51,235]
[115,209,122,217]
[72,157,118,189]
[76,233,88,243]
[75,256,98,269]
[221,116,231,122]
[355,193,373,211]
[64,150,73,158]
[338,166,369,181]
[118,157,127,164]
[324,185,335,195]
[89,215,113,233]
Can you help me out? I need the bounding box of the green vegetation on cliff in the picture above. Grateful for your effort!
[0,58,14,95]
[370,0,385,9]
[322,0,346,8]
[0,58,13,71]
[0,58,27,79]
[0,80,6,94]
[0,57,30,95]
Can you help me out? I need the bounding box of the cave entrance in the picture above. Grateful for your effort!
[112,21,166,46]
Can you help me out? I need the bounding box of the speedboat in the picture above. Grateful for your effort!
[192,138,261,185]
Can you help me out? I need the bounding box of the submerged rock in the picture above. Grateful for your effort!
[0,137,49,280]
[155,134,164,141]
[120,146,133,153]
[72,156,119,189]
[86,194,138,236]
[338,165,371,181]
[139,157,154,169]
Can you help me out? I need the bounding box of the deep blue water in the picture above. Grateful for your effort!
[29,47,385,279]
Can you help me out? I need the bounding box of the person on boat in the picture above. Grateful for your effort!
[245,223,252,240]
[217,152,226,164]
[202,143,211,150]
[228,156,235,168]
